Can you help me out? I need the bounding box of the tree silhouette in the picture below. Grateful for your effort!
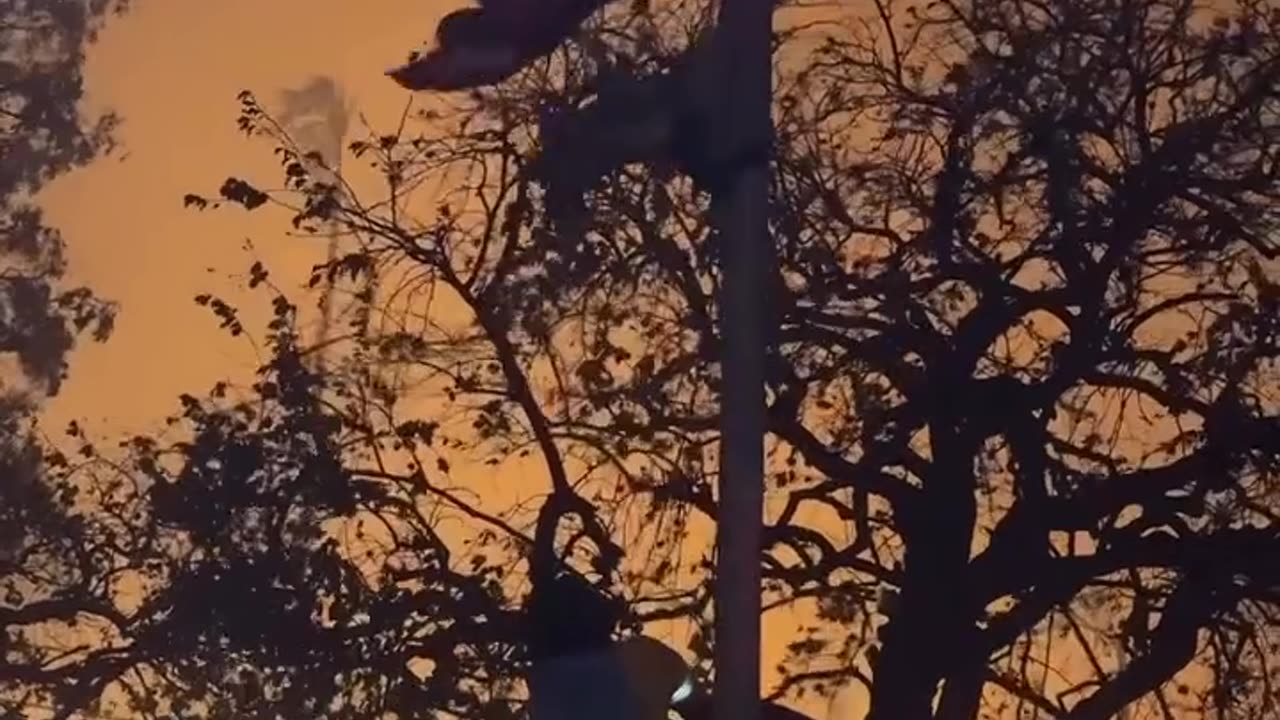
[5,0,1278,719]
[2,5,127,714]
[0,0,125,398]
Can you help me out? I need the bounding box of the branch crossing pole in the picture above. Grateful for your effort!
[707,1,774,720]
[383,1,776,717]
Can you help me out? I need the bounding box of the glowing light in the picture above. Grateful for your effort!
[671,675,695,704]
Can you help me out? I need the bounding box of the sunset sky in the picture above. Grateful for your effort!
[16,1,1274,718]
[35,2,853,715]
[41,0,434,435]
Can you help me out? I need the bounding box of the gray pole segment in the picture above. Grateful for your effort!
[277,77,349,373]
[708,1,774,720]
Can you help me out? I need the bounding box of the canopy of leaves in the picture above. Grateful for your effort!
[3,1,1278,719]
[0,0,124,397]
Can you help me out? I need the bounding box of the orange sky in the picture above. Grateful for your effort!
[39,0,440,435]
[29,2,1272,717]
[35,2,856,716]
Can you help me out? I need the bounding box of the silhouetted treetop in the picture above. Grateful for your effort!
[0,0,126,396]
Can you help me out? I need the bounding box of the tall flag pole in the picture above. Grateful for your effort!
[277,76,351,373]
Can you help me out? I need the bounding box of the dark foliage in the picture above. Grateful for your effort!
[2,5,126,715]
[0,0,125,397]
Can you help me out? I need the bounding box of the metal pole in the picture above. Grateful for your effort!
[709,1,773,720]
[314,166,342,373]
[277,77,350,373]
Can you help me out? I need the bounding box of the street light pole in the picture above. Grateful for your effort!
[386,1,776,717]
[707,1,774,720]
